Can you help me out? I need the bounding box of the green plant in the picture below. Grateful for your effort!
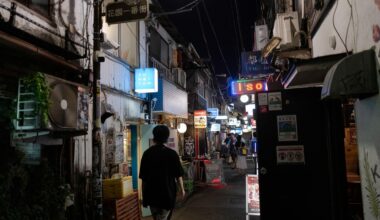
[363,150,380,219]
[22,72,50,126]
[0,147,70,220]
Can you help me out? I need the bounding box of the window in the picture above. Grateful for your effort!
[149,29,169,67]
[16,0,51,18]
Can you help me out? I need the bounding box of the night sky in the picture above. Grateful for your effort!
[157,0,260,80]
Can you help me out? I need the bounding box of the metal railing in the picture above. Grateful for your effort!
[150,57,173,82]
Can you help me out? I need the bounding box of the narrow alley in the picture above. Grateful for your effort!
[143,159,259,220]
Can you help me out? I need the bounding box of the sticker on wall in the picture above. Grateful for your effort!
[268,92,282,111]
[277,115,298,141]
[276,145,305,164]
[257,93,268,113]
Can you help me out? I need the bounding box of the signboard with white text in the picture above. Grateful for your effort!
[135,68,158,93]
[106,0,149,24]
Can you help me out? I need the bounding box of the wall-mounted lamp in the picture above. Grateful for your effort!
[240,95,249,103]
[177,123,187,134]
[101,101,115,123]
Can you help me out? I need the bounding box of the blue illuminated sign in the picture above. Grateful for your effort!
[135,68,158,93]
[207,108,219,117]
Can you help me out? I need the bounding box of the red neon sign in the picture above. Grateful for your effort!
[230,79,267,95]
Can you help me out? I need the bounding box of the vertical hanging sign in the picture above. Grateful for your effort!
[194,110,207,128]
[246,174,260,216]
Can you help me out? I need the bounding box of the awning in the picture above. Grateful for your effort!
[283,53,347,89]
[321,49,379,99]
[12,129,87,145]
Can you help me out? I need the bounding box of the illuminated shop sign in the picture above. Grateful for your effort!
[135,68,158,93]
[230,79,267,95]
[194,110,207,128]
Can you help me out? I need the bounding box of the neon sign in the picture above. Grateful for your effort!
[230,79,267,95]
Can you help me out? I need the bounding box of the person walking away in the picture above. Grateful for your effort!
[139,125,186,220]
[235,135,248,174]
[222,133,232,162]
[229,134,238,168]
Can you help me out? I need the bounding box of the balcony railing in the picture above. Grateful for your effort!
[151,57,174,82]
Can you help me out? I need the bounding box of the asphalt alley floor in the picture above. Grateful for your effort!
[142,158,260,220]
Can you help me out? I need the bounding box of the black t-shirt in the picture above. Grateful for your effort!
[139,144,184,209]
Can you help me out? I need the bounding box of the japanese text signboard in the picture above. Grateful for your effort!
[106,0,148,25]
[241,51,274,77]
[134,68,158,93]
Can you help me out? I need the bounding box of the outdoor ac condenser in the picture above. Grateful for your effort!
[16,75,88,131]
[273,11,300,49]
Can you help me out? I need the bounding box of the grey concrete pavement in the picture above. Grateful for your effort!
[142,158,260,220]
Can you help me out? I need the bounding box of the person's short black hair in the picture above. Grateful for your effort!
[153,125,170,144]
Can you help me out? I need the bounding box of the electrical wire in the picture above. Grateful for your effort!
[201,0,232,77]
[195,5,227,105]
[153,0,200,17]
[176,0,200,11]
[344,0,353,49]
[233,0,245,51]
[229,0,241,70]
[126,23,147,54]
[332,0,349,55]
[196,5,212,63]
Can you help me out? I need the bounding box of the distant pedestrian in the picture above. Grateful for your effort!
[235,135,247,174]
[139,125,185,220]
[229,134,238,168]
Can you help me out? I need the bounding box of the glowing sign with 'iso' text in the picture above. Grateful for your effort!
[230,79,267,95]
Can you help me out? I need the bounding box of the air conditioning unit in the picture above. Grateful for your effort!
[16,74,88,131]
[273,11,300,49]
[172,68,186,89]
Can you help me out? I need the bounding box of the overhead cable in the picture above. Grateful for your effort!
[201,0,232,77]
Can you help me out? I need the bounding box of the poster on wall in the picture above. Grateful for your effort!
[246,174,260,216]
[105,131,116,165]
[277,115,298,141]
[114,134,124,164]
[167,129,179,153]
[258,93,268,113]
[184,136,195,158]
[268,92,282,111]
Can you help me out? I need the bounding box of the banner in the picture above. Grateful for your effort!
[246,174,260,216]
